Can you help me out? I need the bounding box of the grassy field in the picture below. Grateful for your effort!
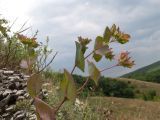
[43,73,160,119]
[88,97,160,120]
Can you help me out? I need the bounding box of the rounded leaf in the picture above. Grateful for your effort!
[27,74,42,98]
[34,97,56,120]
[75,41,85,72]
[60,69,76,102]
[87,60,101,85]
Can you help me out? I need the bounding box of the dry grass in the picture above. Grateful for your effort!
[89,97,160,120]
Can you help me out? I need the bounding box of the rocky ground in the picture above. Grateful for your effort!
[0,68,47,120]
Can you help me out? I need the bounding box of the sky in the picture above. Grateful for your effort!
[0,0,160,77]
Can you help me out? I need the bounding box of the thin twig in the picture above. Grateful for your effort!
[9,17,18,30]
[18,19,29,32]
[16,27,31,34]
[32,52,58,76]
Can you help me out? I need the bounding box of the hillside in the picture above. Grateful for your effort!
[115,77,160,99]
[122,60,160,83]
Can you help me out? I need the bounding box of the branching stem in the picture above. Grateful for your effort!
[32,52,58,76]
[77,77,89,95]
[55,97,67,113]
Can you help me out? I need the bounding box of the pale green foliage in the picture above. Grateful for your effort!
[27,74,43,98]
[75,41,85,72]
[87,60,101,85]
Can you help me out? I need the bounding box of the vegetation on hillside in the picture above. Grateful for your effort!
[122,61,160,83]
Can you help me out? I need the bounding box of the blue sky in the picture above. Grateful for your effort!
[0,0,160,77]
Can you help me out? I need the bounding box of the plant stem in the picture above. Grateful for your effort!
[84,51,94,59]
[100,64,119,73]
[71,65,76,74]
[77,77,89,94]
[55,97,67,113]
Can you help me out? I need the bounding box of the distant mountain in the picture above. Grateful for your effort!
[122,61,160,83]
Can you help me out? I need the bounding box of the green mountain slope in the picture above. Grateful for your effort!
[122,61,160,83]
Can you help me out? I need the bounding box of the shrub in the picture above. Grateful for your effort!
[142,90,156,101]
[99,77,135,98]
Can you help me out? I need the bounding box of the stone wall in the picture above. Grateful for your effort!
[0,68,37,120]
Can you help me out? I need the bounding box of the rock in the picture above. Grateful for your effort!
[15,82,20,89]
[14,110,23,118]
[3,89,12,97]
[0,70,4,74]
[0,68,36,119]
[2,68,7,70]
[2,113,10,118]
[8,94,18,105]
[8,82,16,90]
[16,90,25,96]
[15,113,26,120]
[5,105,15,112]
[29,114,37,120]
[24,93,30,98]
[12,89,18,94]
[3,70,14,75]
[17,96,25,101]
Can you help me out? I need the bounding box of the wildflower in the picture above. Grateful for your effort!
[118,51,134,68]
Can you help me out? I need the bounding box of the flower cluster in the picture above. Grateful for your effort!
[115,32,130,44]
[78,36,91,54]
[17,34,39,48]
[110,24,131,44]
[118,51,134,68]
[105,48,114,60]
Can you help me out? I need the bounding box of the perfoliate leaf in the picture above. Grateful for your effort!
[116,34,130,44]
[34,97,56,120]
[75,41,85,72]
[87,60,101,85]
[110,24,116,34]
[94,36,109,56]
[105,48,114,60]
[60,69,76,102]
[93,53,102,62]
[103,27,112,43]
[27,74,42,98]
[78,36,91,54]
[94,36,103,50]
